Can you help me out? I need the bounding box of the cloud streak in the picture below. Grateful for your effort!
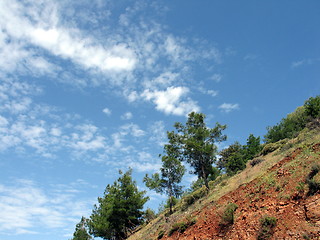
[0,179,93,236]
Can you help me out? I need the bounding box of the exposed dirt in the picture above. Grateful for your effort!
[161,144,320,240]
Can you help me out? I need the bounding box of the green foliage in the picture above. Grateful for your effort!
[143,208,156,223]
[306,164,320,196]
[304,95,320,118]
[144,131,186,214]
[88,169,149,240]
[265,107,308,143]
[189,167,221,192]
[220,202,238,226]
[71,217,92,240]
[218,142,246,175]
[218,134,262,175]
[182,186,207,208]
[168,218,196,236]
[157,230,165,239]
[264,106,308,143]
[261,140,287,155]
[258,216,277,240]
[250,158,265,167]
[243,134,262,160]
[173,112,227,189]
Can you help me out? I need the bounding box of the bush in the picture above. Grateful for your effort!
[261,142,282,155]
[143,208,156,223]
[157,230,165,239]
[257,216,277,240]
[264,106,308,143]
[307,164,320,180]
[307,180,320,196]
[250,158,265,167]
[182,186,207,207]
[168,218,196,236]
[220,202,238,226]
[306,164,320,196]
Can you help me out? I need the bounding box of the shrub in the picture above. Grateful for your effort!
[264,106,308,143]
[257,216,277,240]
[261,142,281,155]
[182,186,207,207]
[220,202,238,226]
[307,164,320,180]
[143,208,156,223]
[307,179,320,196]
[168,218,196,236]
[157,230,165,239]
[306,164,320,196]
[250,158,265,167]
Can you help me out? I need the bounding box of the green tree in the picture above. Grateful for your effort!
[304,95,320,118]
[144,132,185,214]
[71,217,92,240]
[243,134,262,160]
[264,106,308,143]
[174,112,227,189]
[218,142,245,175]
[88,169,149,240]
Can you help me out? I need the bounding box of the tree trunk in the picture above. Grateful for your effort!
[202,164,209,190]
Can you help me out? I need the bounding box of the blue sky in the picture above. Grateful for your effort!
[0,0,319,239]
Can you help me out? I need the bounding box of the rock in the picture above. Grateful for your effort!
[304,195,320,224]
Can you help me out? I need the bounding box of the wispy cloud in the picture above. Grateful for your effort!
[218,103,240,113]
[0,179,93,236]
[102,108,112,116]
[121,112,133,120]
[291,58,319,68]
[210,73,222,83]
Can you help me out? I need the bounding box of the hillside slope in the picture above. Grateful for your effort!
[128,127,320,240]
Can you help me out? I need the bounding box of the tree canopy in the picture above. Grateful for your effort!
[71,217,92,240]
[144,130,186,214]
[173,112,227,189]
[88,169,149,240]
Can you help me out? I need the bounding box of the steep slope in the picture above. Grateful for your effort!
[128,127,320,240]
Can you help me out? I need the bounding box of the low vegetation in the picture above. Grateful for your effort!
[220,202,238,226]
[257,216,277,240]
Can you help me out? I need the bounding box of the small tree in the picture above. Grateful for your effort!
[174,112,226,189]
[71,217,92,240]
[243,134,262,160]
[218,142,245,175]
[89,169,149,240]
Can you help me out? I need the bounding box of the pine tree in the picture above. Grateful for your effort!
[71,217,92,240]
[144,130,185,214]
[88,169,149,240]
[173,112,226,189]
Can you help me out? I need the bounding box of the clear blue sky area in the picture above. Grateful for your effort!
[0,1,319,239]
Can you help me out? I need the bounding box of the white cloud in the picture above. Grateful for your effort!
[102,108,112,116]
[244,54,257,61]
[218,103,240,113]
[207,90,219,97]
[210,73,222,83]
[0,0,137,79]
[142,86,200,116]
[121,112,133,120]
[0,179,92,236]
[121,123,145,137]
[148,121,167,146]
